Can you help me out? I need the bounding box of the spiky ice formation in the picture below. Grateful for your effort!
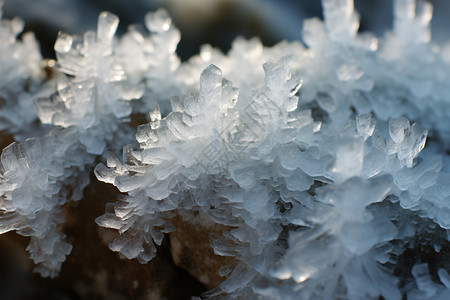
[0,11,143,277]
[0,129,89,277]
[36,11,143,154]
[96,58,440,299]
[0,0,450,297]
[115,9,182,114]
[94,0,450,299]
[0,0,44,138]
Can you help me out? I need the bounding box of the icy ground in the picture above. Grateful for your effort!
[1,0,450,299]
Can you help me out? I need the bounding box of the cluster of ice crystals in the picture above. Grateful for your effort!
[1,0,450,298]
[322,0,359,44]
[0,129,90,277]
[95,0,450,298]
[0,10,142,276]
[0,0,43,137]
[36,11,143,154]
[95,65,241,263]
[116,9,181,114]
[393,0,433,45]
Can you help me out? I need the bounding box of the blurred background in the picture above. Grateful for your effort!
[1,0,450,299]
[3,0,450,61]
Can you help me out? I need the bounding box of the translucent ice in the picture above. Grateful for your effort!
[333,138,364,182]
[0,130,91,276]
[145,9,172,33]
[322,0,359,43]
[389,117,410,143]
[1,0,450,298]
[97,11,119,45]
[54,32,73,54]
[356,113,376,141]
[0,4,43,137]
[0,8,144,277]
[37,11,143,154]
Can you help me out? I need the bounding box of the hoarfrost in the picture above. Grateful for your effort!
[1,0,450,298]
[0,1,45,138]
[0,9,142,276]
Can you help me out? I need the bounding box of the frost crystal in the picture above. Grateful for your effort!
[1,0,450,298]
[0,1,44,138]
[116,9,181,114]
[94,0,450,298]
[36,11,143,154]
[1,10,142,276]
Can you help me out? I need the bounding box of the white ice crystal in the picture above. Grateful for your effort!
[0,0,45,138]
[94,61,444,299]
[1,0,450,298]
[115,9,182,114]
[36,11,143,154]
[0,129,90,277]
[0,10,143,277]
[94,0,450,299]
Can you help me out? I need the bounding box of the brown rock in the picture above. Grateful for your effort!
[169,210,236,290]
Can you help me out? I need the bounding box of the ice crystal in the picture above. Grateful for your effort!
[116,9,182,114]
[0,10,142,276]
[0,129,89,277]
[0,0,44,138]
[1,0,450,298]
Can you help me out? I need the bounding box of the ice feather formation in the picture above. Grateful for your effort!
[0,0,44,138]
[0,10,142,276]
[1,0,450,298]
